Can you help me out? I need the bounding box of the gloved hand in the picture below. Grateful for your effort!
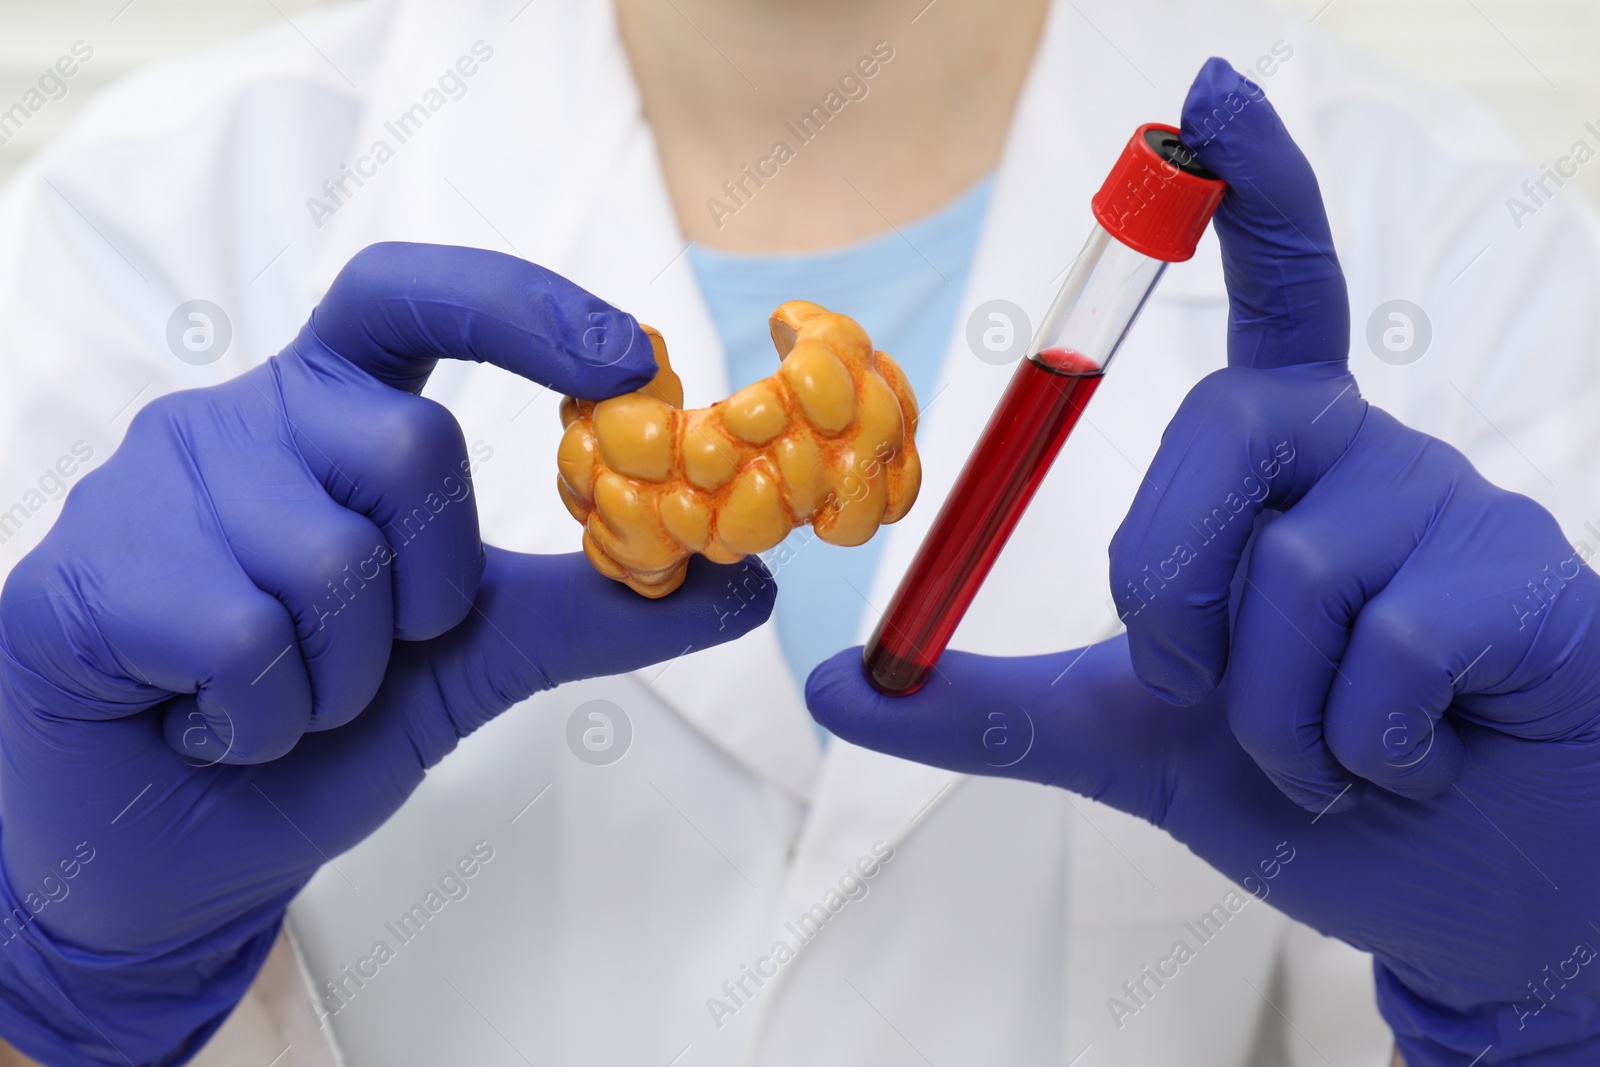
[0,243,773,1066]
[809,60,1600,1066]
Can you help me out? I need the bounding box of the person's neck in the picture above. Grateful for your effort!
[616,0,1050,253]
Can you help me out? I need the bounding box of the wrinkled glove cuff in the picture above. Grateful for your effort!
[0,855,281,1067]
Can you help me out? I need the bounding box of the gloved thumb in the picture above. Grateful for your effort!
[1181,57,1349,370]
[1106,60,1360,706]
[376,548,776,768]
[806,639,1187,825]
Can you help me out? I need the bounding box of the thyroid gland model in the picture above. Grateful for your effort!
[557,300,921,597]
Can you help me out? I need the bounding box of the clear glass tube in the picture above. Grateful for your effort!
[1031,224,1167,373]
[861,225,1167,696]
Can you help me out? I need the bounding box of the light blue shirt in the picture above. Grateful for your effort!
[689,174,996,713]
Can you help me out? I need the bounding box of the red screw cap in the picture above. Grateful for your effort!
[1091,123,1227,263]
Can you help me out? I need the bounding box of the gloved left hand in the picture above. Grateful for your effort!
[0,243,773,1066]
[809,60,1600,1066]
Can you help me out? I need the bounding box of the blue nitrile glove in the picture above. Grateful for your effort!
[0,243,774,1066]
[809,60,1600,1066]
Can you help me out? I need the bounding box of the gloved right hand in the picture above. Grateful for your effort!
[811,60,1600,1067]
[0,243,773,1066]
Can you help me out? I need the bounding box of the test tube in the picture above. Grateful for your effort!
[862,123,1228,696]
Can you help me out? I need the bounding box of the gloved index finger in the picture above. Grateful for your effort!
[307,242,660,397]
[1181,57,1350,370]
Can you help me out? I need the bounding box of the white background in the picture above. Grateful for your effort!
[1,0,1597,202]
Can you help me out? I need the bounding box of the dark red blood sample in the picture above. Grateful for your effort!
[863,347,1104,695]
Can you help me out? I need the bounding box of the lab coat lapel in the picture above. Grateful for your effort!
[768,0,1333,963]
[750,0,1261,1012]
[746,0,1134,1012]
[302,0,822,802]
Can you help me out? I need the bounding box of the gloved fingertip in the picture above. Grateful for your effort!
[569,314,659,394]
[1125,632,1223,707]
[1348,722,1466,802]
[495,550,776,689]
[162,696,302,766]
[1323,696,1468,801]
[702,554,777,634]
[639,553,776,649]
[1179,57,1281,164]
[392,545,484,643]
[803,647,870,728]
[1137,674,1213,708]
[1184,57,1253,118]
[805,647,947,757]
[1378,771,1457,801]
[1174,55,1347,369]
[1279,774,1368,816]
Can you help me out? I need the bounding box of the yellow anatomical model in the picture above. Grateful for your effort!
[557,300,922,597]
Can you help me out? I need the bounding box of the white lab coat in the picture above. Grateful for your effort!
[0,1,1597,1065]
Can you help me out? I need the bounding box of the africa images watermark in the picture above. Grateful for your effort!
[0,40,94,149]
[566,699,632,766]
[1106,840,1297,1031]
[704,40,896,231]
[1514,516,1600,632]
[311,439,493,629]
[705,841,896,1029]
[1515,937,1599,1030]
[1505,118,1600,230]
[309,840,496,1024]
[0,442,97,548]
[1182,41,1294,153]
[1513,545,1589,632]
[0,841,96,949]
[305,40,495,229]
[1110,440,1297,623]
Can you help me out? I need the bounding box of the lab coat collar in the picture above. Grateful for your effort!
[743,1,1125,1013]
[750,0,1329,1009]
